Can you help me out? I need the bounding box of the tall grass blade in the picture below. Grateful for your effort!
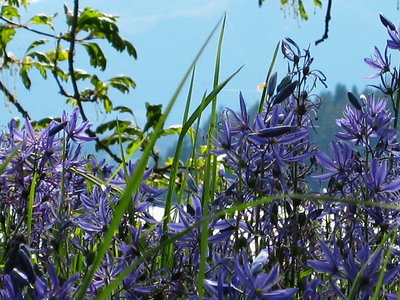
[258,41,280,113]
[27,172,38,245]
[348,232,392,300]
[198,13,226,299]
[161,65,243,268]
[372,230,396,300]
[159,67,195,267]
[96,192,400,299]
[0,145,20,174]
[75,18,223,300]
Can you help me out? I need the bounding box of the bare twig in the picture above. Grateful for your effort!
[85,128,122,163]
[315,0,332,46]
[0,16,61,40]
[52,39,73,98]
[67,0,88,122]
[0,80,30,119]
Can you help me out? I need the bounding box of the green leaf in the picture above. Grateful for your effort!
[101,94,113,113]
[29,13,57,30]
[298,0,309,20]
[27,172,38,245]
[90,75,105,90]
[5,0,29,8]
[96,120,117,134]
[126,139,143,155]
[82,43,107,71]
[143,102,162,132]
[76,17,223,300]
[96,120,135,134]
[123,39,137,59]
[313,0,322,7]
[77,7,137,59]
[46,48,69,62]
[31,117,61,129]
[0,25,16,49]
[27,51,49,63]
[19,68,31,89]
[113,106,134,116]
[1,5,20,19]
[281,0,289,4]
[160,125,183,137]
[299,269,313,279]
[108,75,136,93]
[74,69,91,81]
[25,39,48,54]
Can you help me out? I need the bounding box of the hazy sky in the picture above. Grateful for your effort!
[1,0,399,127]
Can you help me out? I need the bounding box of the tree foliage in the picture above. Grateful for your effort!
[0,0,170,163]
[258,0,322,20]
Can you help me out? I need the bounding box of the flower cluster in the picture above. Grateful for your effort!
[0,15,400,300]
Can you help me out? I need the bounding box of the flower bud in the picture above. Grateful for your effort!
[347,92,362,110]
[379,13,396,31]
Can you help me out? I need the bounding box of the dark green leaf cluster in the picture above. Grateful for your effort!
[0,0,143,163]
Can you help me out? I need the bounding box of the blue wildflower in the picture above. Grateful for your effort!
[364,46,391,78]
[234,250,298,299]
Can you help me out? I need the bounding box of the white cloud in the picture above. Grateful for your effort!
[120,0,229,34]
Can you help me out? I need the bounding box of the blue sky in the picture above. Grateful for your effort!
[1,0,399,127]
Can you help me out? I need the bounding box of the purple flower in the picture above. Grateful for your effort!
[380,13,396,31]
[122,264,157,298]
[307,241,344,278]
[342,244,397,299]
[234,250,298,299]
[364,47,391,78]
[336,94,396,149]
[62,108,95,143]
[387,22,400,50]
[303,279,324,300]
[35,264,79,300]
[281,37,300,63]
[168,195,234,264]
[75,186,114,235]
[365,158,400,195]
[312,141,356,182]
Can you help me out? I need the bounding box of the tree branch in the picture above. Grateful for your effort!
[0,80,30,119]
[315,0,332,46]
[68,0,88,122]
[0,16,61,40]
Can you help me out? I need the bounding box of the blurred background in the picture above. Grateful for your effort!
[1,0,399,156]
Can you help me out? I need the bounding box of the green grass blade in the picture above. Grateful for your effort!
[372,230,397,300]
[96,192,400,299]
[69,166,124,195]
[348,232,392,300]
[161,65,243,268]
[198,13,226,300]
[183,67,196,125]
[27,172,38,245]
[0,145,20,174]
[258,41,280,113]
[97,194,275,300]
[159,67,196,268]
[75,18,223,300]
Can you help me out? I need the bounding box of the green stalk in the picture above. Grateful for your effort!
[160,66,243,268]
[348,232,392,300]
[372,230,397,300]
[198,15,226,299]
[96,191,400,299]
[75,18,223,300]
[27,172,38,245]
[116,118,135,225]
[258,41,280,113]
